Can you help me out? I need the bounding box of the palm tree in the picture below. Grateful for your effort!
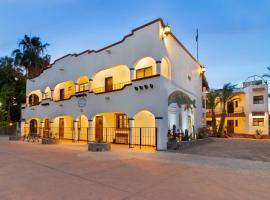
[263,67,270,78]
[12,35,50,79]
[217,83,236,137]
[206,90,219,136]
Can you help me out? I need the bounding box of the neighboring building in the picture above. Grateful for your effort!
[21,18,206,150]
[206,78,269,136]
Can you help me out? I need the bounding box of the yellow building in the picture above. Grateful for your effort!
[206,79,269,137]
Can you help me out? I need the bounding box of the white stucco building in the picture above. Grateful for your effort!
[21,18,206,150]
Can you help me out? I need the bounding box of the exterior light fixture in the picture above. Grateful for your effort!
[59,68,64,71]
[134,87,138,91]
[105,96,110,100]
[150,84,154,88]
[144,85,148,89]
[139,86,143,90]
[162,24,171,39]
[200,66,207,76]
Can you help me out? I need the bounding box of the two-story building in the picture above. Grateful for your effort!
[20,18,206,150]
[206,78,269,136]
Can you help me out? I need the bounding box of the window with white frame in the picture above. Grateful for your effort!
[253,95,263,104]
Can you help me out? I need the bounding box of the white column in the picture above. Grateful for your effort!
[156,60,161,75]
[130,68,134,81]
[51,90,54,100]
[73,121,77,142]
[89,79,93,92]
[155,116,168,150]
[40,122,44,138]
[128,118,134,148]
[88,119,93,142]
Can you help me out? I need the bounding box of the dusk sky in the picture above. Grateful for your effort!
[1,0,270,88]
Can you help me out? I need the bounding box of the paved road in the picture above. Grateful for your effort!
[180,137,270,162]
[0,137,270,200]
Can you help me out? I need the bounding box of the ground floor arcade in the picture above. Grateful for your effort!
[21,110,157,149]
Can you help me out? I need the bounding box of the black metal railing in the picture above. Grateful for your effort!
[91,81,131,93]
[22,126,157,149]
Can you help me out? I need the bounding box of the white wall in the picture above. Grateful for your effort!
[22,19,203,149]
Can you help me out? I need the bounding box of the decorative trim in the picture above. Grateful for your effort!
[75,92,87,97]
[28,18,165,80]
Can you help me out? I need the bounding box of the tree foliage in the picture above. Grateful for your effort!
[12,35,50,79]
[0,56,26,122]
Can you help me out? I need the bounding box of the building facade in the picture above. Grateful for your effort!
[21,18,205,150]
[206,79,269,136]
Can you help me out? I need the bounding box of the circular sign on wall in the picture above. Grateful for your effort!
[78,97,87,108]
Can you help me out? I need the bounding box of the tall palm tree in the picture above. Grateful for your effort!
[217,83,236,136]
[206,90,219,136]
[263,67,270,78]
[12,35,50,79]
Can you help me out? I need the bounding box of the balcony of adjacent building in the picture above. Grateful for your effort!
[206,101,246,118]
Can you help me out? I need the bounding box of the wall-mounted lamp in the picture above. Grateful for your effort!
[59,68,64,71]
[162,24,171,39]
[200,66,207,75]
[150,84,154,88]
[105,96,110,100]
[144,85,148,89]
[139,86,143,90]
[134,87,138,91]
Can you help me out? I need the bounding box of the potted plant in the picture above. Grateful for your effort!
[255,129,263,139]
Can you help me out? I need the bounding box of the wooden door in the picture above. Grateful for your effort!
[60,89,65,100]
[105,77,113,92]
[30,119,37,135]
[95,116,103,141]
[227,102,234,113]
[227,120,234,134]
[59,118,64,139]
[44,119,50,138]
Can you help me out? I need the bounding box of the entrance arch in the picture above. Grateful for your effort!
[133,110,156,147]
[29,119,38,135]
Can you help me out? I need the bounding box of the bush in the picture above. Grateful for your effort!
[196,127,208,139]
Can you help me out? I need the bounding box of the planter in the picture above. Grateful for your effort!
[42,138,59,144]
[9,135,22,141]
[88,142,111,152]
[167,138,212,151]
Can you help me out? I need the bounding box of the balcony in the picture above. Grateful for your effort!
[91,81,131,94]
[206,106,245,118]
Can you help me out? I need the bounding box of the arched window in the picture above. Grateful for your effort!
[29,94,40,106]
[77,76,89,92]
[134,57,156,79]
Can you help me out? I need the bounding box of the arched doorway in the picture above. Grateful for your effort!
[133,110,156,147]
[30,119,38,135]
[29,94,40,106]
[168,90,195,134]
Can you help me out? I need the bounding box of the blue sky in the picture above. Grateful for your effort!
[0,0,270,88]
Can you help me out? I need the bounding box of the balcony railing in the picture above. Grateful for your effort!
[91,81,131,94]
[206,106,245,117]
